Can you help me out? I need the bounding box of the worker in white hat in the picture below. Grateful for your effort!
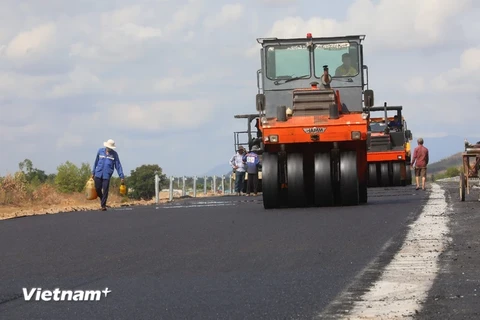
[91,139,125,211]
[230,145,246,195]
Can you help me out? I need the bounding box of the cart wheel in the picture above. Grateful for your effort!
[460,172,465,201]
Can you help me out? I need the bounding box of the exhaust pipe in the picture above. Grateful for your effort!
[277,106,287,122]
[329,103,339,119]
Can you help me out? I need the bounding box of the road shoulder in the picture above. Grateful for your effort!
[318,184,443,319]
[417,181,480,319]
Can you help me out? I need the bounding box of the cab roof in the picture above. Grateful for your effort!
[256,34,366,45]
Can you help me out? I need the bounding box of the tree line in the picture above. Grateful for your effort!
[0,159,229,205]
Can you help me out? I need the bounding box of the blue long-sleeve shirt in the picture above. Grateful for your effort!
[242,152,260,174]
[92,147,124,179]
[388,120,401,127]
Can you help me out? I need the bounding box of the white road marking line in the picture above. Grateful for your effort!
[160,201,237,209]
[329,183,450,319]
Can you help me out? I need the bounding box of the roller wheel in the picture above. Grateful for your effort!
[314,152,334,206]
[380,162,389,187]
[339,151,359,206]
[262,152,280,209]
[287,153,307,207]
[392,162,402,186]
[368,163,378,187]
[405,164,412,186]
[460,172,465,202]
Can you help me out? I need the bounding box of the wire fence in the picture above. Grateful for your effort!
[154,174,237,204]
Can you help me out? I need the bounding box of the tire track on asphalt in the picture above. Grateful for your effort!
[318,183,450,319]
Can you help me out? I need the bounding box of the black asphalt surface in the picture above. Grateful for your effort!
[418,181,480,319]
[0,186,429,320]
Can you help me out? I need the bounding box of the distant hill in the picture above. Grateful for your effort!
[428,152,463,175]
[202,163,232,177]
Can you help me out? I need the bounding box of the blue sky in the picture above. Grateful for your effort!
[0,0,479,177]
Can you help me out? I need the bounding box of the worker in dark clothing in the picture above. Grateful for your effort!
[242,146,261,196]
[388,115,402,129]
[255,118,262,138]
[249,118,263,150]
[91,139,125,211]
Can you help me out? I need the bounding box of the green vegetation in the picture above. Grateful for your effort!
[0,159,229,206]
[128,164,167,200]
[431,166,462,181]
[55,161,92,193]
[425,152,469,181]
[428,152,462,175]
[0,159,149,205]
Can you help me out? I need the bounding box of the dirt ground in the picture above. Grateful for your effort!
[0,190,222,221]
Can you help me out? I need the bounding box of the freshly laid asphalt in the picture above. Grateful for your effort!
[0,186,430,319]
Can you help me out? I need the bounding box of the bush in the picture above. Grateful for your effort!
[55,161,92,193]
[1,158,171,207]
[31,184,61,206]
[128,164,167,200]
[432,165,462,181]
[0,172,29,205]
[445,166,460,177]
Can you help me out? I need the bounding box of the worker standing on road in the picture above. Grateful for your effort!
[411,137,429,191]
[243,146,261,196]
[91,139,125,211]
[230,146,246,196]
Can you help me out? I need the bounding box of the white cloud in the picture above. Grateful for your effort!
[120,23,162,39]
[0,71,61,99]
[56,133,85,149]
[67,3,198,64]
[100,5,163,40]
[152,69,231,93]
[49,67,103,98]
[429,47,480,93]
[154,75,206,93]
[99,99,216,132]
[0,122,53,143]
[203,3,244,29]
[0,0,479,176]
[100,5,145,27]
[162,0,205,34]
[261,0,297,3]
[247,0,472,56]
[404,76,425,94]
[4,22,56,61]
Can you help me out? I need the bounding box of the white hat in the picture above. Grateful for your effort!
[104,139,116,149]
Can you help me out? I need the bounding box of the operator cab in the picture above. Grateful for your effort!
[367,104,413,151]
[255,33,373,118]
